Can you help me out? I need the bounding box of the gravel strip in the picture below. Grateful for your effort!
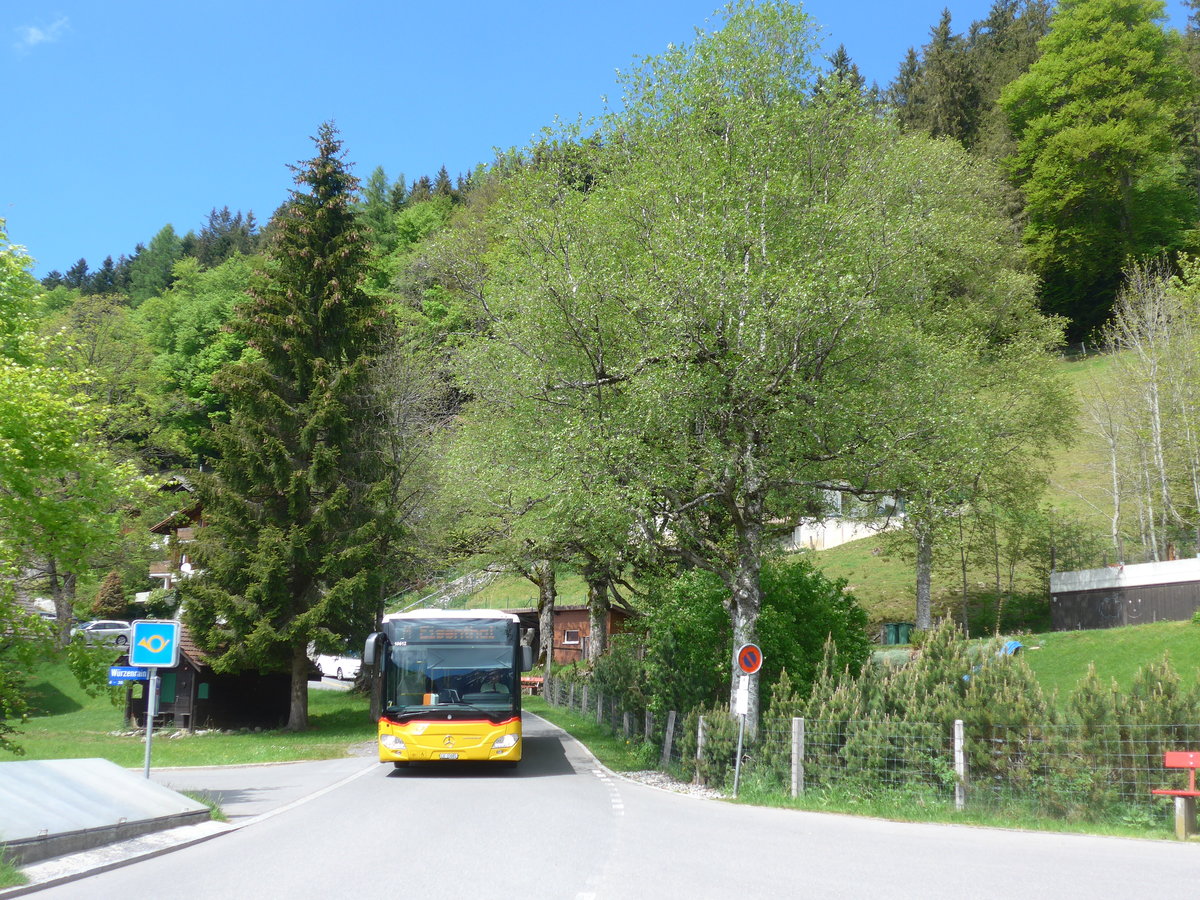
[619,770,727,800]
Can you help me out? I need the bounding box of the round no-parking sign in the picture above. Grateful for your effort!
[736,643,763,675]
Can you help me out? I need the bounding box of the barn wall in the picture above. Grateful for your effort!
[1051,581,1200,631]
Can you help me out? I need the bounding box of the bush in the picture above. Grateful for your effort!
[90,571,129,619]
[640,557,872,724]
[679,703,740,788]
[142,587,180,620]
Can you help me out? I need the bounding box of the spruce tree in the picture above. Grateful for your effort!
[184,123,388,731]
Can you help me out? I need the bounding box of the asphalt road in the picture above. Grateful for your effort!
[26,715,1199,899]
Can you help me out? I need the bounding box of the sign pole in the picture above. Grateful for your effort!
[143,667,159,778]
[129,619,180,779]
[732,644,763,799]
[733,708,747,798]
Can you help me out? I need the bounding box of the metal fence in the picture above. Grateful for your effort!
[542,676,1200,823]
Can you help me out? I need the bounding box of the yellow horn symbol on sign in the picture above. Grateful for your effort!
[138,635,170,654]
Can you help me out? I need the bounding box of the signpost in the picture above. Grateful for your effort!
[107,666,149,686]
[732,643,763,797]
[128,620,181,778]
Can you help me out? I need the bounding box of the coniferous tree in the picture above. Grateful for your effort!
[184,123,391,730]
[433,165,454,199]
[913,10,981,145]
[88,256,119,295]
[63,259,89,290]
[129,225,183,305]
[192,207,259,268]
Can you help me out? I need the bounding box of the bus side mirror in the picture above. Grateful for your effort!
[363,632,386,667]
[521,645,534,672]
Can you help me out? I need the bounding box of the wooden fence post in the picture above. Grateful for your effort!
[596,692,604,725]
[696,715,707,784]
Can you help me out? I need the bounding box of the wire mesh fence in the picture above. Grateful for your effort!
[542,676,1200,826]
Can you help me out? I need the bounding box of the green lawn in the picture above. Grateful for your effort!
[9,658,375,767]
[1021,620,1200,701]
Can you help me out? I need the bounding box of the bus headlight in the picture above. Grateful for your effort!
[381,734,406,752]
[491,734,519,750]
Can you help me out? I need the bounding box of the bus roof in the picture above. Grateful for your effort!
[383,609,520,623]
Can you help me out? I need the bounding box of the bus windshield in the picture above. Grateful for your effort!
[386,643,515,719]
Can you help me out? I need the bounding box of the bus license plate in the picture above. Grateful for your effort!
[439,752,459,760]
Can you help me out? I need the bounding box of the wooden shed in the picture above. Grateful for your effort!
[122,626,291,731]
[1050,558,1200,631]
[502,603,638,665]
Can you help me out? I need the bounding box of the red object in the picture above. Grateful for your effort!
[736,643,763,675]
[1152,751,1200,798]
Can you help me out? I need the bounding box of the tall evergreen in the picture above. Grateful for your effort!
[128,225,183,305]
[915,10,981,145]
[184,123,389,731]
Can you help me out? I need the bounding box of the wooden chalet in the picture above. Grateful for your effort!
[504,603,638,665]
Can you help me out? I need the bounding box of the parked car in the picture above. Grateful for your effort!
[316,651,361,681]
[71,620,130,645]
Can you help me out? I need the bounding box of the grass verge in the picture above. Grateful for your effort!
[0,853,27,890]
[523,696,659,770]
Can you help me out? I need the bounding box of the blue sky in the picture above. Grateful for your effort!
[3,1,1192,277]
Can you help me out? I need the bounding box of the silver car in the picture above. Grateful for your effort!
[72,620,130,645]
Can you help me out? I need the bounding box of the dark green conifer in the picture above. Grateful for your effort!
[184,123,389,731]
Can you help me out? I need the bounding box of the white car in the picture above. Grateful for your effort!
[317,652,361,680]
[72,620,130,645]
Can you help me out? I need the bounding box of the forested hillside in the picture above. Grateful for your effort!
[4,0,1200,741]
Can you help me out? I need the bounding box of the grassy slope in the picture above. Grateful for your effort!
[1021,620,1200,702]
[815,354,1119,622]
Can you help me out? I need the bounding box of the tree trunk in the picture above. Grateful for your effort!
[726,473,765,739]
[535,560,556,680]
[728,561,763,741]
[286,644,310,731]
[585,567,609,663]
[47,557,77,649]
[915,519,933,631]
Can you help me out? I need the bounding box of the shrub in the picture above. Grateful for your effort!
[90,571,129,619]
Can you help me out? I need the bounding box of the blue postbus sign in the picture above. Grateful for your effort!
[128,620,181,668]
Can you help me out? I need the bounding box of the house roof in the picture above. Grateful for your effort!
[149,502,202,536]
[177,624,211,666]
[1051,558,1200,594]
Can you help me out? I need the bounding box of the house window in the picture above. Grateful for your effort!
[563,629,581,645]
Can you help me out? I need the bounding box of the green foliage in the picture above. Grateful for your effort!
[590,633,647,711]
[183,124,396,730]
[142,587,181,620]
[640,559,872,721]
[90,570,128,619]
[1000,0,1198,334]
[128,225,183,305]
[135,255,256,460]
[678,703,740,788]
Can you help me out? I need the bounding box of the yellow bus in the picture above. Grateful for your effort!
[364,609,533,767]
